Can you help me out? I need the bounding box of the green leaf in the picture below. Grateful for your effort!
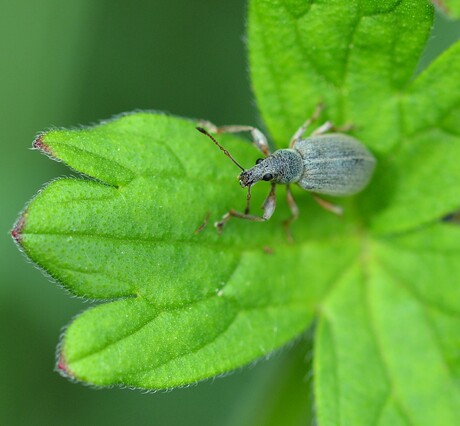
[249,0,433,154]
[315,224,460,426]
[249,0,460,424]
[16,113,359,387]
[369,40,460,234]
[12,1,460,424]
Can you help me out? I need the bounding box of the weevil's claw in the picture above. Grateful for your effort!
[214,221,224,234]
[214,211,233,234]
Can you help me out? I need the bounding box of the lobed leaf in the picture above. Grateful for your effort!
[16,113,359,387]
[249,0,433,154]
[12,2,460,423]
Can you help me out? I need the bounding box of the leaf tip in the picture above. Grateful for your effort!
[11,213,26,245]
[32,134,53,156]
[56,351,73,379]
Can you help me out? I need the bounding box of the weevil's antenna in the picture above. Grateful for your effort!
[196,127,245,172]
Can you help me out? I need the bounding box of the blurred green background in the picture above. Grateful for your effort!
[1,2,459,425]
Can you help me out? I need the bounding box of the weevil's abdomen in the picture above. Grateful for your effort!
[294,134,376,196]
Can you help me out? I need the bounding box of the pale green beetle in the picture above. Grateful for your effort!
[197,105,376,235]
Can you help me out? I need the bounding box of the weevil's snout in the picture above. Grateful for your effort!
[238,170,253,188]
[238,159,277,188]
[238,150,304,187]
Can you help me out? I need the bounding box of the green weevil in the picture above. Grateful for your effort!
[197,105,376,234]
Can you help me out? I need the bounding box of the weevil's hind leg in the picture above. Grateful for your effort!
[198,120,271,156]
[283,185,299,243]
[312,121,354,136]
[289,103,324,148]
[312,194,343,215]
[215,184,276,233]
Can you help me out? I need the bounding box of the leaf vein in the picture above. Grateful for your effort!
[49,143,136,182]
[374,260,460,377]
[125,301,307,378]
[375,257,460,318]
[69,293,222,364]
[362,260,416,426]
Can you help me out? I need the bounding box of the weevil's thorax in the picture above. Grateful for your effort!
[239,149,303,187]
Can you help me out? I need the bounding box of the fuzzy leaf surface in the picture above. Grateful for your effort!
[17,113,357,387]
[249,0,460,424]
[12,1,460,421]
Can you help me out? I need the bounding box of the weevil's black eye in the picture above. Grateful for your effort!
[255,158,264,165]
[262,173,273,181]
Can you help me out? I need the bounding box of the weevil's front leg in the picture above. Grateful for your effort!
[283,185,299,242]
[194,211,210,235]
[199,121,271,156]
[289,103,324,148]
[244,186,252,214]
[312,194,343,215]
[215,184,276,233]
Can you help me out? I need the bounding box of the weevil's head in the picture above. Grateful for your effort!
[239,149,303,188]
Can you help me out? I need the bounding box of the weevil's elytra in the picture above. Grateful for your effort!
[197,105,376,237]
[291,134,375,196]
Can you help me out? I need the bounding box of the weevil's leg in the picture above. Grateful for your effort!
[198,120,270,155]
[215,184,276,233]
[261,183,277,219]
[244,186,252,214]
[289,103,324,148]
[283,185,299,242]
[312,194,343,215]
[312,121,334,136]
[336,123,354,133]
[312,121,354,136]
[194,211,210,235]
[219,126,270,156]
